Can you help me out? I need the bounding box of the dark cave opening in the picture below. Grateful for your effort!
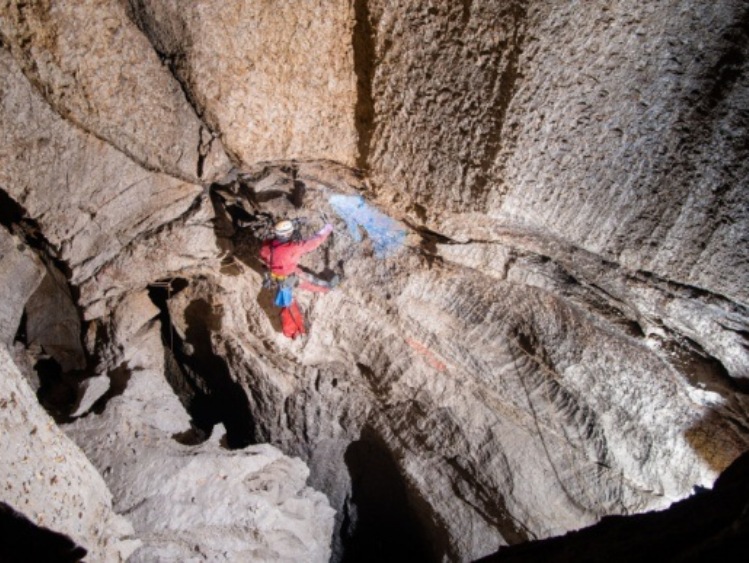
[341,430,433,563]
[34,356,78,423]
[147,278,256,449]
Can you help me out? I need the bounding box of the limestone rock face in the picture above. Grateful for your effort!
[0,347,139,562]
[1,1,748,562]
[0,228,138,562]
[64,291,335,562]
[0,47,210,310]
[201,165,749,560]
[0,0,230,182]
[364,0,749,340]
[1,29,335,563]
[127,0,358,166]
[0,228,43,346]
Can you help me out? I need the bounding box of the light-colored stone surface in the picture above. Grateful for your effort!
[0,47,207,298]
[1,1,748,562]
[365,0,749,308]
[201,165,749,560]
[0,228,44,346]
[0,227,137,560]
[67,290,335,562]
[0,0,231,182]
[127,0,358,167]
[1,329,137,561]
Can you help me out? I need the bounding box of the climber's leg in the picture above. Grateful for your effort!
[297,271,340,293]
[280,301,306,338]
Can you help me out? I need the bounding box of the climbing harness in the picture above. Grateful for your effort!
[270,273,298,307]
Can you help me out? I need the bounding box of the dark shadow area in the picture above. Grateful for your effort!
[148,280,256,449]
[353,0,376,171]
[183,297,256,447]
[3,187,100,424]
[290,179,307,208]
[34,357,79,424]
[341,428,433,563]
[0,185,24,227]
[0,502,87,563]
[477,449,749,563]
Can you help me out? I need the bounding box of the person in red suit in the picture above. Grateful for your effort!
[259,220,338,338]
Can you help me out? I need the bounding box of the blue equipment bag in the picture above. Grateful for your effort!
[274,286,293,307]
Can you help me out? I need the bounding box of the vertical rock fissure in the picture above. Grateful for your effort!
[1,187,93,421]
[126,0,225,180]
[470,1,528,206]
[353,0,376,171]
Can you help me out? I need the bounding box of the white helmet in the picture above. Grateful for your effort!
[274,220,294,238]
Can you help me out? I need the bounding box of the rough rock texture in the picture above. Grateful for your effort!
[478,449,749,563]
[0,46,209,309]
[0,227,138,562]
[0,228,43,345]
[24,260,86,373]
[1,26,335,563]
[126,0,358,166]
[0,0,230,182]
[66,291,335,562]
[1,1,748,562]
[364,0,749,378]
[203,165,749,560]
[0,346,139,561]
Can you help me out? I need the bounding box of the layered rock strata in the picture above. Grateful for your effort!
[0,0,230,182]
[363,0,749,381]
[202,164,749,560]
[1,10,336,559]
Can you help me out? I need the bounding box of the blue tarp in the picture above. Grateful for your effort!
[328,194,406,258]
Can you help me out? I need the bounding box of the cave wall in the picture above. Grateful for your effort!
[0,0,230,183]
[364,0,749,310]
[1,2,337,558]
[0,1,748,562]
[0,227,138,561]
[125,0,359,166]
[195,162,749,560]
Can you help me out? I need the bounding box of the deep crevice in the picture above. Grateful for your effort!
[148,279,256,448]
[1,187,95,420]
[90,362,134,415]
[341,428,433,563]
[126,0,227,177]
[34,357,78,423]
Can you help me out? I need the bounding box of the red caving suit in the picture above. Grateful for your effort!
[259,224,333,338]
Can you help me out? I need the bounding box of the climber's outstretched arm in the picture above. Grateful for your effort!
[296,224,333,255]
